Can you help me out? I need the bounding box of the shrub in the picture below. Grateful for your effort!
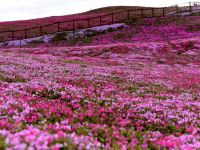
[81,36,91,44]
[28,40,44,45]
[107,27,115,32]
[52,32,68,42]
[68,36,92,45]
[0,136,6,150]
[85,29,101,37]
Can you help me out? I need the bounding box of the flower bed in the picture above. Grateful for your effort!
[0,34,199,149]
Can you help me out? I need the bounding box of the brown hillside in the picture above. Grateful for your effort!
[0,6,150,32]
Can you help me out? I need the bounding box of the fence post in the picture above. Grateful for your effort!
[111,13,114,24]
[57,22,60,32]
[20,35,22,48]
[73,20,75,36]
[127,10,130,20]
[152,8,154,17]
[12,31,15,40]
[25,29,27,38]
[163,7,165,17]
[141,9,143,18]
[176,5,179,13]
[189,2,192,12]
[40,26,43,36]
[73,20,75,30]
[99,16,102,26]
[87,18,90,28]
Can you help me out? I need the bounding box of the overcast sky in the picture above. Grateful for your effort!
[0,0,191,21]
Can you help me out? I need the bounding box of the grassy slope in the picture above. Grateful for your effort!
[0,6,199,149]
[37,16,200,47]
[0,6,148,32]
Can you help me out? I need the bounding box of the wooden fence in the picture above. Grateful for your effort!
[0,2,199,43]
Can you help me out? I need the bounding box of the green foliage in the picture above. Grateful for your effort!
[154,96,166,100]
[17,107,24,113]
[110,76,125,84]
[95,129,107,144]
[142,123,160,132]
[111,142,121,150]
[161,124,177,134]
[32,89,61,99]
[107,27,115,32]
[61,59,85,65]
[135,132,143,145]
[135,145,143,150]
[147,140,159,150]
[128,85,139,93]
[90,100,107,107]
[0,136,6,150]
[103,115,115,125]
[138,85,163,96]
[49,138,75,149]
[142,123,180,135]
[79,99,88,107]
[44,90,61,99]
[0,73,26,83]
[85,29,101,37]
[83,116,100,124]
[28,40,44,45]
[68,36,92,45]
[120,128,134,146]
[128,82,166,97]
[52,32,68,42]
[80,36,91,44]
[76,126,89,136]
[46,115,62,124]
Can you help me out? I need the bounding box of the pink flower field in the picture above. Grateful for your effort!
[0,17,200,149]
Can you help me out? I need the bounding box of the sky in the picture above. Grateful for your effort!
[0,0,191,21]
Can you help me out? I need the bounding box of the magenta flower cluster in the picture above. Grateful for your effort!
[0,20,200,149]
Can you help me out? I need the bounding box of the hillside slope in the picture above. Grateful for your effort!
[0,5,199,149]
[3,15,200,47]
[0,6,148,32]
[0,36,199,149]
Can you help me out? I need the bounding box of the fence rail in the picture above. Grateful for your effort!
[0,1,200,43]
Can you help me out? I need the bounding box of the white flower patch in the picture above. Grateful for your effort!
[1,23,127,47]
[90,23,127,32]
